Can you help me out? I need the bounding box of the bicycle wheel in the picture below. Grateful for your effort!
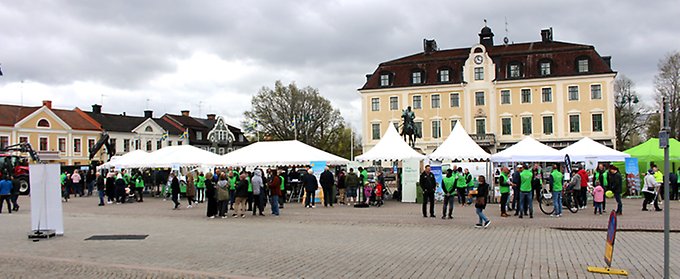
[538,189,554,215]
[566,193,579,213]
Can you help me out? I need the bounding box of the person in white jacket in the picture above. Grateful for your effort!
[642,169,662,211]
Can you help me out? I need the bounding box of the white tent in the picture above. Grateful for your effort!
[561,137,630,162]
[355,124,426,161]
[99,150,150,169]
[144,145,226,168]
[428,122,490,161]
[221,140,349,167]
[491,136,563,162]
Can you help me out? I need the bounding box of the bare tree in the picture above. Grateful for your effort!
[655,51,680,139]
[614,74,646,150]
[244,80,347,155]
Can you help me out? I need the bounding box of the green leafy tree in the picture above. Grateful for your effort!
[244,81,348,156]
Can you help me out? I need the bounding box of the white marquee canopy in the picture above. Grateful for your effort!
[99,150,150,169]
[560,137,630,162]
[428,122,490,161]
[144,145,226,168]
[355,124,426,161]
[491,136,564,162]
[221,140,349,167]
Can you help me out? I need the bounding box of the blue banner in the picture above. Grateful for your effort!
[624,157,640,193]
[431,165,443,201]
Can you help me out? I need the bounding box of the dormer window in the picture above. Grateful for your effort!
[37,119,50,128]
[411,70,423,84]
[576,56,590,73]
[380,72,393,87]
[438,68,450,83]
[507,62,522,79]
[539,60,552,76]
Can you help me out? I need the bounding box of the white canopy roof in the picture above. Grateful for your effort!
[144,145,226,168]
[491,136,564,162]
[561,137,631,162]
[428,122,490,161]
[221,140,349,167]
[355,124,426,161]
[99,150,150,169]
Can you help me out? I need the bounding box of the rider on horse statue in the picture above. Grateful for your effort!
[401,106,420,147]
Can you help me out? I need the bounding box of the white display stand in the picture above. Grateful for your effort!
[30,164,64,236]
[402,159,420,203]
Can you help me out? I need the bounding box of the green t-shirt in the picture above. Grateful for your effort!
[279,175,285,190]
[135,177,144,188]
[499,173,510,194]
[465,173,474,187]
[229,171,239,190]
[360,170,368,185]
[247,177,252,192]
[123,173,131,184]
[442,176,455,193]
[196,175,206,189]
[594,171,608,187]
[455,173,467,188]
[60,173,66,185]
[551,170,564,192]
[520,169,533,192]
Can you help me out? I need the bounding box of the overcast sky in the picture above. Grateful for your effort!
[1,0,678,136]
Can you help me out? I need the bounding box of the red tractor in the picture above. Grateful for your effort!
[1,143,40,195]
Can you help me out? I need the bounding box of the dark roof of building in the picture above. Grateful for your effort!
[0,104,38,127]
[155,118,183,135]
[85,112,147,132]
[164,114,208,128]
[361,38,615,90]
[52,109,101,131]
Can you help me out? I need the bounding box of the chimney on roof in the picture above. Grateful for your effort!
[207,114,216,120]
[42,100,52,109]
[144,110,153,118]
[92,104,102,114]
[365,74,372,82]
[602,56,612,68]
[181,110,190,117]
[541,28,553,43]
[423,39,438,54]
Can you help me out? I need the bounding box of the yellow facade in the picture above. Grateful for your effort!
[360,44,616,154]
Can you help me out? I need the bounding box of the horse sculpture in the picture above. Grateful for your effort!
[401,106,420,148]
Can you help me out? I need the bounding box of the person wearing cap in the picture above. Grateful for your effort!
[642,168,661,212]
[607,165,623,215]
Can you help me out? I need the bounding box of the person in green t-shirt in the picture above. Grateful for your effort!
[196,172,206,203]
[227,167,238,210]
[441,169,456,219]
[499,167,511,217]
[455,167,467,206]
[547,164,564,217]
[134,172,145,202]
[518,165,534,219]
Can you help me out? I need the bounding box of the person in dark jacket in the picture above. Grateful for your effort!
[268,170,282,216]
[303,169,318,208]
[170,173,180,209]
[233,173,249,217]
[206,172,219,218]
[511,165,522,215]
[420,165,436,218]
[105,172,115,204]
[10,176,20,212]
[336,170,346,205]
[320,167,335,207]
[115,173,127,204]
[96,172,105,206]
[609,165,623,215]
[474,176,491,228]
[670,169,679,201]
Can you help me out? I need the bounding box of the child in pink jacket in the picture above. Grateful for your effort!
[593,182,604,215]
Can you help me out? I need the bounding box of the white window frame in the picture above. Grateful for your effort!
[569,114,581,133]
[541,87,553,103]
[0,135,10,149]
[475,118,486,135]
[540,62,551,76]
[73,137,82,154]
[439,69,450,82]
[57,137,66,153]
[371,123,381,140]
[475,91,485,106]
[501,117,512,136]
[389,96,399,111]
[474,67,484,80]
[591,113,604,132]
[568,85,579,101]
[371,97,380,111]
[196,131,203,141]
[450,119,459,131]
[542,115,554,135]
[590,84,602,100]
[449,93,460,108]
[500,90,511,105]
[36,118,51,129]
[39,136,49,151]
[431,94,441,109]
[520,88,532,104]
[412,95,422,109]
[88,137,96,153]
[411,71,422,84]
[431,120,441,139]
[521,116,533,135]
[577,59,589,73]
[380,74,390,87]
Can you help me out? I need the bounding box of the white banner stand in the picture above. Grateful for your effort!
[402,159,419,203]
[29,164,64,238]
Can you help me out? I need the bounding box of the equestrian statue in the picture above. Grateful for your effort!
[401,106,421,148]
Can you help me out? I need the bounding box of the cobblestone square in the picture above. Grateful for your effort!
[0,195,678,278]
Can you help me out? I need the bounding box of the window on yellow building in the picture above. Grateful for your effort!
[39,137,48,151]
[450,93,460,107]
[569,115,580,133]
[475,92,485,106]
[73,138,81,153]
[432,120,441,139]
[592,114,603,132]
[591,84,602,100]
[568,86,579,101]
[542,116,553,135]
[431,94,440,109]
[522,117,532,135]
[389,96,398,110]
[475,119,486,135]
[58,138,66,152]
[500,90,511,104]
[521,89,531,104]
[541,88,552,102]
[372,123,381,140]
[501,118,512,135]
[371,98,380,111]
[412,96,422,109]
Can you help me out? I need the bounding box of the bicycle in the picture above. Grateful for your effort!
[539,187,579,214]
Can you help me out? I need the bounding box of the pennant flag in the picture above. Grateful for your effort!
[179,128,188,139]
[161,131,168,141]
[291,116,296,129]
